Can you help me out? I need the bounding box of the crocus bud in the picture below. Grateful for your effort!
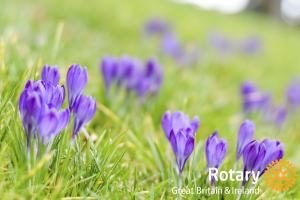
[101,56,118,93]
[260,139,284,173]
[160,32,183,58]
[161,111,200,174]
[205,131,227,169]
[42,65,60,86]
[236,120,255,162]
[240,82,271,113]
[239,36,262,55]
[144,18,170,36]
[242,140,266,186]
[72,95,96,138]
[135,58,163,97]
[67,64,88,109]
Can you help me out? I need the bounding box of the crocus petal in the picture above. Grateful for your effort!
[42,65,60,85]
[236,120,255,161]
[67,64,88,109]
[38,109,59,144]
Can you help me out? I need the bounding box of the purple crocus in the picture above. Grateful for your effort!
[42,65,60,85]
[144,17,170,36]
[72,95,96,138]
[235,120,255,164]
[205,131,227,168]
[242,140,266,186]
[208,32,233,55]
[260,139,284,173]
[100,56,163,100]
[160,32,183,59]
[239,36,262,55]
[135,58,163,97]
[161,111,200,174]
[19,69,70,149]
[286,78,300,107]
[240,81,271,113]
[67,64,88,110]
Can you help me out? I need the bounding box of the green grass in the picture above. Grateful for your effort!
[0,0,300,199]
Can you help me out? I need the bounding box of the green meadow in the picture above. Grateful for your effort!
[0,0,299,199]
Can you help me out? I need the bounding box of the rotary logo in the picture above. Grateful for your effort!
[264,159,297,192]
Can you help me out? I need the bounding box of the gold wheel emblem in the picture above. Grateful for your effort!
[264,159,297,192]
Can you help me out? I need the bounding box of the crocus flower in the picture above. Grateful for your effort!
[67,64,88,109]
[19,79,70,148]
[205,131,227,168]
[101,56,119,93]
[160,32,183,59]
[208,32,233,55]
[239,36,262,55]
[72,95,96,138]
[42,65,60,85]
[286,78,300,107]
[242,140,266,186]
[260,139,284,173]
[235,120,255,163]
[100,56,163,100]
[161,111,200,174]
[240,81,271,113]
[135,58,163,97]
[144,17,170,36]
[264,106,287,127]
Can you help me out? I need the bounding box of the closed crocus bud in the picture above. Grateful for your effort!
[160,32,183,58]
[45,84,65,109]
[67,64,88,109]
[144,17,170,36]
[19,89,45,149]
[135,58,163,97]
[242,140,266,186]
[236,120,255,163]
[101,56,118,93]
[208,32,233,55]
[205,131,228,169]
[161,111,200,174]
[260,139,284,173]
[72,95,96,138]
[42,65,60,86]
[286,78,300,107]
[241,82,271,113]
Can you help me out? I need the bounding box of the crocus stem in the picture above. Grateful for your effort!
[234,161,237,171]
[236,185,244,200]
[178,172,182,200]
[82,127,90,140]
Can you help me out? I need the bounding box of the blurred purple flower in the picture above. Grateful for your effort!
[72,95,96,138]
[260,139,284,173]
[67,64,88,110]
[239,36,262,55]
[42,65,60,85]
[205,131,227,169]
[100,56,163,99]
[161,111,200,174]
[135,58,163,97]
[208,32,233,55]
[240,82,271,113]
[286,78,300,107]
[242,140,266,186]
[101,56,118,93]
[160,32,183,58]
[235,120,255,163]
[144,17,170,36]
[264,106,287,127]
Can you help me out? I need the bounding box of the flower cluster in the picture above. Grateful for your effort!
[208,32,262,55]
[161,111,200,174]
[19,64,96,151]
[240,81,287,127]
[144,18,200,66]
[161,112,284,187]
[101,56,163,99]
[235,120,284,186]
